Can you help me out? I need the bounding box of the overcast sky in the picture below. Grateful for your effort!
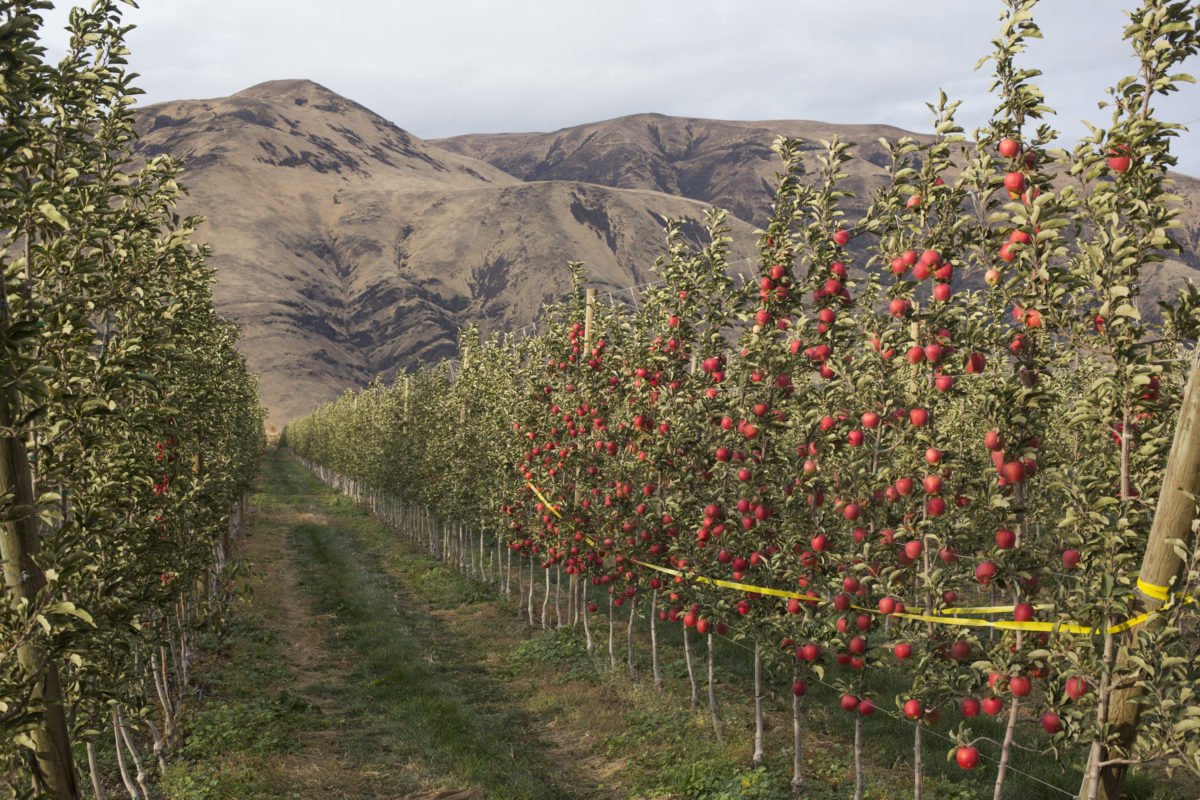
[37,1,1200,177]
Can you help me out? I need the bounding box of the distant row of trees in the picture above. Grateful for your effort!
[1,3,263,798]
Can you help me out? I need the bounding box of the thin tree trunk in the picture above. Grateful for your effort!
[505,548,512,598]
[626,598,637,681]
[554,564,562,628]
[1086,628,1117,800]
[143,718,167,776]
[112,708,141,800]
[914,718,924,800]
[752,643,765,767]
[791,665,803,797]
[684,625,699,711]
[608,594,616,669]
[86,741,107,800]
[993,693,1021,800]
[116,709,151,800]
[649,590,662,688]
[542,565,551,629]
[582,585,593,652]
[853,711,864,800]
[707,633,722,741]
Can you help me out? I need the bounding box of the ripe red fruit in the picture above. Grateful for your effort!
[985,267,1002,285]
[904,540,923,560]
[843,503,862,521]
[1000,461,1026,484]
[1066,677,1090,700]
[926,497,946,516]
[998,137,1020,158]
[910,408,928,426]
[983,697,1004,715]
[811,534,829,552]
[1013,603,1034,623]
[933,283,952,302]
[1108,145,1131,173]
[847,429,864,446]
[841,694,860,712]
[861,411,880,429]
[849,636,867,654]
[1010,676,1032,697]
[976,561,997,584]
[1041,712,1062,734]
[792,680,808,697]
[878,596,896,615]
[985,430,1004,451]
[935,374,954,392]
[923,475,942,494]
[956,746,980,770]
[995,529,1016,549]
[961,697,981,717]
[895,477,914,496]
[833,229,851,245]
[1062,549,1081,569]
[858,698,876,716]
[893,643,913,660]
[802,643,821,661]
[904,699,923,719]
[1004,171,1025,195]
[906,345,926,365]
[951,641,971,660]
[889,298,911,317]
[925,447,942,465]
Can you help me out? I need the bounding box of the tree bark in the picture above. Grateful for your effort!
[1091,359,1200,800]
[0,384,79,800]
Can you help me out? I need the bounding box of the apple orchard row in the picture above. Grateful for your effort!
[283,5,1200,797]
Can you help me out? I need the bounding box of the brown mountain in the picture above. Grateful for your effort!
[131,83,1199,427]
[131,81,759,427]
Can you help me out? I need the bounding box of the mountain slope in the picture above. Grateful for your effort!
[131,83,757,426]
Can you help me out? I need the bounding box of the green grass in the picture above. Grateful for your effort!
[276,454,570,799]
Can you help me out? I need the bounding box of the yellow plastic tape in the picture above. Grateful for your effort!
[523,483,1181,637]
[1136,578,1171,602]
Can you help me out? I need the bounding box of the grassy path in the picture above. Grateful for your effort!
[229,448,582,799]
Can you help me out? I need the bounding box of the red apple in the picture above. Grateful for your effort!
[1014,602,1034,622]
[1066,677,1090,700]
[1062,549,1081,569]
[894,642,912,659]
[1004,171,1025,195]
[910,408,928,426]
[904,699,924,719]
[858,698,876,716]
[998,137,1020,158]
[1010,676,1032,697]
[983,696,1004,715]
[995,529,1016,549]
[956,746,980,770]
[792,680,808,697]
[1041,712,1062,734]
[951,640,972,660]
[841,694,860,712]
[961,697,981,717]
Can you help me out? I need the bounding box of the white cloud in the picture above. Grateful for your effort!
[33,0,1200,175]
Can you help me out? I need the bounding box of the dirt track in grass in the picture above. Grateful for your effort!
[239,448,628,800]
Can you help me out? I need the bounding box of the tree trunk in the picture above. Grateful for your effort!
[0,384,79,800]
[707,633,722,741]
[752,643,765,767]
[684,625,699,712]
[791,665,803,797]
[649,590,661,688]
[626,598,637,682]
[1091,359,1200,800]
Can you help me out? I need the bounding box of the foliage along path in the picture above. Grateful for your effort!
[235,447,609,800]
